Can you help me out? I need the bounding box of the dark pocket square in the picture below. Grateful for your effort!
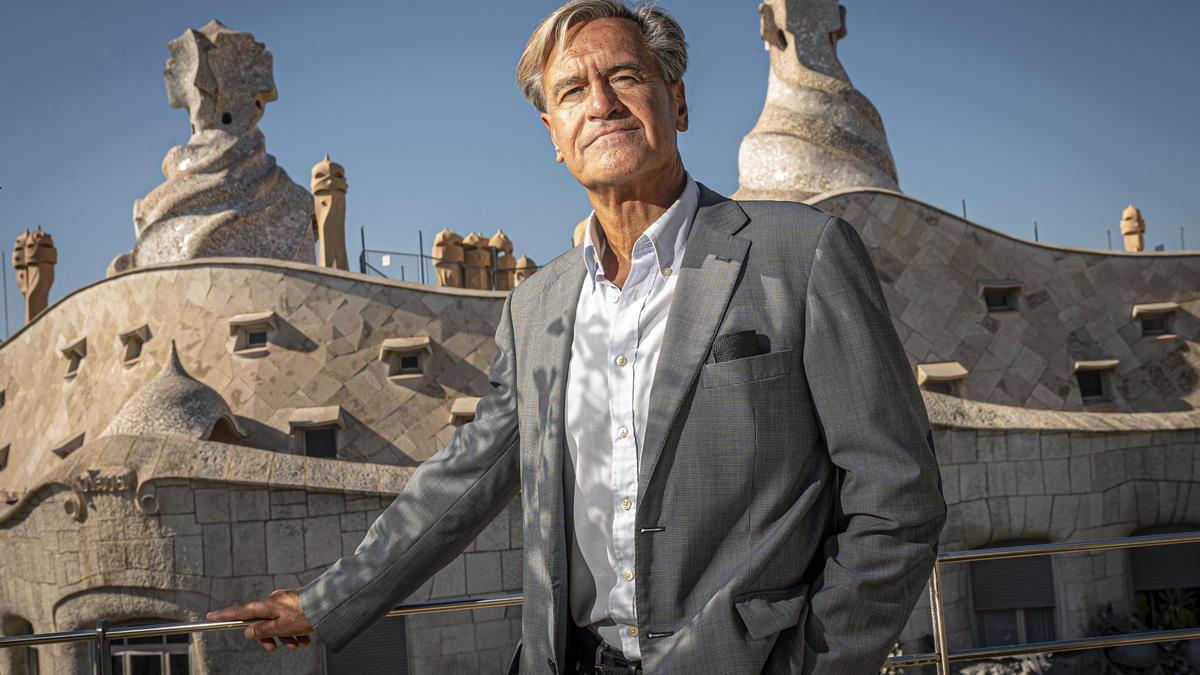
[711,330,764,363]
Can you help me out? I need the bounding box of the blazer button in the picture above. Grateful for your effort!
[547,657,556,672]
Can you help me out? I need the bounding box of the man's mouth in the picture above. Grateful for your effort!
[585,127,636,147]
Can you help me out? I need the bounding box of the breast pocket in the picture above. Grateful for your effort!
[700,348,795,389]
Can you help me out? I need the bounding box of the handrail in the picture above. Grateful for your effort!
[885,627,1200,667]
[935,529,1200,564]
[1,532,1198,674]
[904,528,1200,672]
[0,593,525,650]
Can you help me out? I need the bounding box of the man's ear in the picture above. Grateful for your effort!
[540,112,565,163]
[673,80,688,133]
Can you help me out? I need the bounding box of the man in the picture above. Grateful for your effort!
[208,1,947,673]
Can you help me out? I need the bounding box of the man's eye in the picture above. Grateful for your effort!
[562,87,583,101]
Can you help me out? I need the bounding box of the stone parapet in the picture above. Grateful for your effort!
[0,259,506,499]
[815,189,1200,411]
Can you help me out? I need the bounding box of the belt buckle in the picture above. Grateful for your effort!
[592,637,605,674]
[594,644,638,675]
[593,639,622,675]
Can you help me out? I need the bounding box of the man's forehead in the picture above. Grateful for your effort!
[546,18,648,75]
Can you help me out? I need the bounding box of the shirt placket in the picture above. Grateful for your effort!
[605,246,656,657]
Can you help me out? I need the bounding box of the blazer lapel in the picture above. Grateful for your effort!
[534,254,586,664]
[638,183,750,500]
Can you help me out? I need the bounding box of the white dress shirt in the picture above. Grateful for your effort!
[563,173,699,660]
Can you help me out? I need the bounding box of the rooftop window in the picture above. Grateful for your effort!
[916,361,968,397]
[51,432,85,459]
[119,324,152,366]
[228,311,277,356]
[1073,359,1119,405]
[60,336,87,380]
[303,428,338,459]
[450,397,480,426]
[978,280,1022,314]
[379,336,432,382]
[289,406,345,459]
[1131,302,1178,338]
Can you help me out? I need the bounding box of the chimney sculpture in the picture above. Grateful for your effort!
[490,229,516,291]
[432,228,534,290]
[1120,204,1146,253]
[460,232,492,290]
[432,228,464,288]
[572,217,589,248]
[109,20,314,275]
[513,255,536,287]
[311,154,349,270]
[735,1,898,202]
[12,227,57,324]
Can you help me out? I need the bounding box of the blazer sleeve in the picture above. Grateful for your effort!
[299,291,522,653]
[798,215,947,674]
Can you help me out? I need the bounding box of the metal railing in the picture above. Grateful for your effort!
[356,223,542,290]
[0,594,525,675]
[354,227,550,287]
[889,529,1200,671]
[1,531,1198,674]
[361,247,540,290]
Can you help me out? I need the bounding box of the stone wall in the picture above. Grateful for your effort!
[0,258,505,498]
[402,500,524,673]
[5,192,1200,670]
[0,435,521,674]
[896,393,1200,653]
[814,189,1200,412]
[0,260,522,672]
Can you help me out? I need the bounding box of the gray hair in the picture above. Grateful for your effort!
[516,0,688,113]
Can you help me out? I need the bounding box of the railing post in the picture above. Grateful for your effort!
[925,575,938,666]
[93,619,112,675]
[929,561,950,675]
[418,231,426,285]
[359,225,367,274]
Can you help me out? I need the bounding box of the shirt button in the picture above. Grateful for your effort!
[617,427,629,439]
[623,569,634,582]
[620,498,633,510]
[661,266,672,277]
[628,626,639,637]
[610,293,620,303]
[615,355,628,367]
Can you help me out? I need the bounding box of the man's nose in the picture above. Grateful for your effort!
[586,79,623,119]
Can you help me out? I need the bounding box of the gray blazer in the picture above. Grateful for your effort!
[300,183,947,674]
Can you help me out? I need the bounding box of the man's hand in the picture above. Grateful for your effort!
[206,589,315,652]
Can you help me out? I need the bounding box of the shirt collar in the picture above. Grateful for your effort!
[582,172,699,289]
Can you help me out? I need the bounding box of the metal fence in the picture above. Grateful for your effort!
[361,247,539,290]
[891,529,1200,670]
[355,227,541,289]
[360,248,429,282]
[2,530,1198,674]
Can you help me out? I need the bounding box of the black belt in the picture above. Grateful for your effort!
[567,622,642,675]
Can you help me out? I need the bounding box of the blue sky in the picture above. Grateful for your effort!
[1,1,1198,337]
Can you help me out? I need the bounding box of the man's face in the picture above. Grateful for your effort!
[540,18,688,191]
